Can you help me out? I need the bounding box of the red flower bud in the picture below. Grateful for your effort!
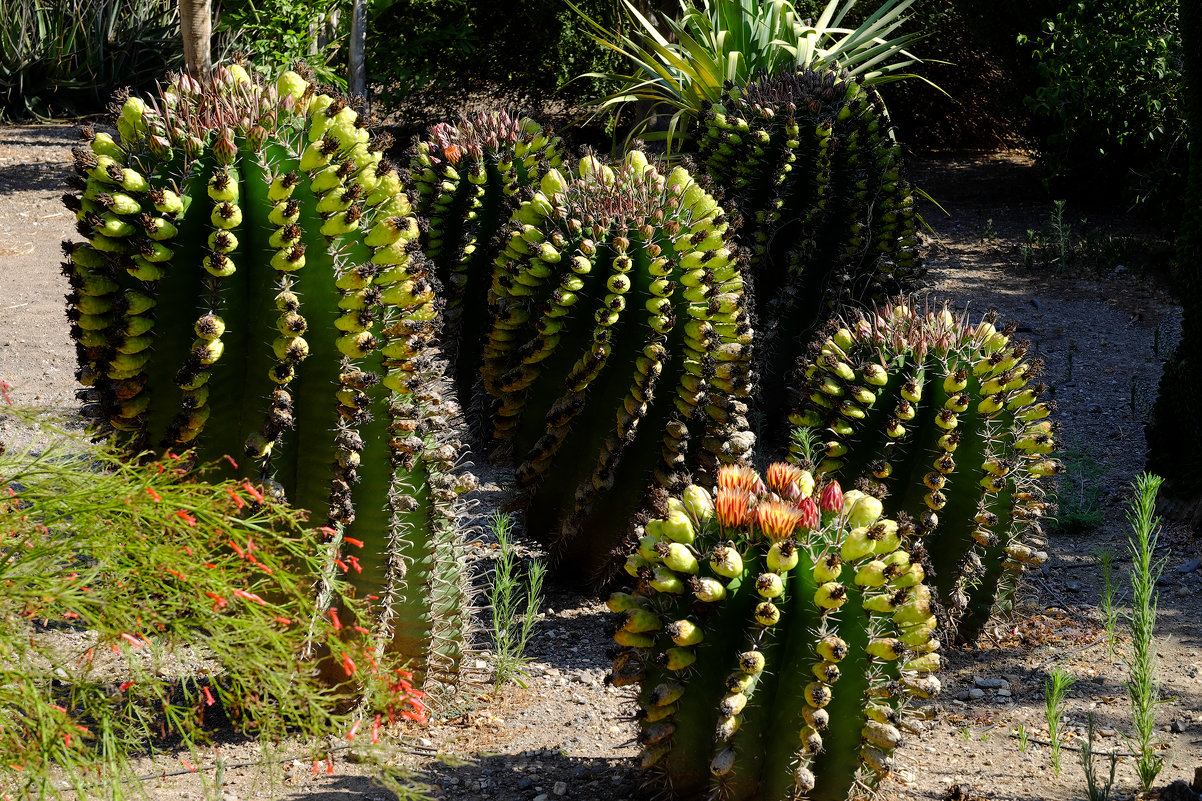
[796,496,820,531]
[819,481,843,513]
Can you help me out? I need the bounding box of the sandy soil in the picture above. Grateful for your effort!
[1,125,1200,801]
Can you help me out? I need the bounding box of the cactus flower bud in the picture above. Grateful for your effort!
[661,510,696,544]
[708,545,744,578]
[842,489,883,527]
[681,484,714,522]
[819,481,843,513]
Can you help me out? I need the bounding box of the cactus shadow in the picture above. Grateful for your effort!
[0,158,67,194]
[412,750,641,801]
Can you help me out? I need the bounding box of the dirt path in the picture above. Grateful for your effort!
[1,128,1198,801]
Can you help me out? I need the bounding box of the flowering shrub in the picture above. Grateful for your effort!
[0,397,428,799]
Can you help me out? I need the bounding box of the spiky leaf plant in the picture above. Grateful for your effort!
[61,65,475,692]
[608,466,940,800]
[786,303,1057,642]
[697,68,922,444]
[409,111,564,405]
[480,151,755,579]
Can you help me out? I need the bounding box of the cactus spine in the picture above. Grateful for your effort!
[409,112,563,403]
[697,70,922,446]
[610,466,940,800]
[787,303,1057,642]
[481,151,754,578]
[62,67,473,690]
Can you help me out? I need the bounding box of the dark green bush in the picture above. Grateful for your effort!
[1019,0,1185,213]
[367,0,622,103]
[215,0,346,88]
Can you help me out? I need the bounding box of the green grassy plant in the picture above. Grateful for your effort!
[0,404,428,799]
[1094,546,1121,661]
[1015,723,1030,753]
[0,0,180,120]
[1044,665,1075,776]
[1080,712,1118,801]
[1125,472,1167,792]
[486,512,547,692]
[1051,443,1105,535]
[570,0,921,152]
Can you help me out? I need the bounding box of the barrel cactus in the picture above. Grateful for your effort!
[480,151,755,579]
[697,69,922,446]
[61,66,474,690]
[609,465,940,800]
[786,303,1057,642]
[409,111,564,405]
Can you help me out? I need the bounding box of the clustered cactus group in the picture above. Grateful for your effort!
[787,304,1057,641]
[63,66,473,690]
[609,466,939,800]
[59,59,1062,794]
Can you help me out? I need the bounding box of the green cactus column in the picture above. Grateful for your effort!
[696,69,923,451]
[408,112,563,406]
[785,304,1057,642]
[609,466,940,800]
[1147,0,1202,506]
[62,66,474,691]
[480,151,755,580]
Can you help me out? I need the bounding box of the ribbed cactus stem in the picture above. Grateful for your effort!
[482,151,754,579]
[786,303,1057,642]
[697,69,923,451]
[64,67,474,691]
[610,467,940,800]
[410,112,563,405]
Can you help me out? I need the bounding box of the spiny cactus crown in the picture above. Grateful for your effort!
[480,151,754,579]
[409,111,563,404]
[610,465,940,801]
[788,302,1057,641]
[63,66,474,691]
[697,68,922,452]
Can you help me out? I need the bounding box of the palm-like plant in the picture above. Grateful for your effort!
[570,0,922,151]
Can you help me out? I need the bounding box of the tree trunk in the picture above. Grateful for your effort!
[348,0,367,99]
[179,0,212,77]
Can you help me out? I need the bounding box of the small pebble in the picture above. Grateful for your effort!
[969,688,985,700]
[553,781,567,795]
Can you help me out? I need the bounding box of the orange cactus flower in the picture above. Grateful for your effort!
[756,501,803,541]
[717,464,764,494]
[715,487,752,529]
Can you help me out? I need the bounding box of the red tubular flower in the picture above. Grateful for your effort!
[202,686,215,706]
[145,487,162,502]
[329,607,342,630]
[175,510,197,526]
[819,480,844,513]
[756,501,803,541]
[715,487,752,529]
[342,652,357,676]
[225,487,245,509]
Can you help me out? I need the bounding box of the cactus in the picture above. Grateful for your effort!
[609,466,940,800]
[61,67,475,690]
[480,151,755,579]
[696,69,922,446]
[786,303,1057,642]
[409,111,564,405]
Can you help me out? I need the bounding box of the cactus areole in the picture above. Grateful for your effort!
[481,151,755,579]
[787,304,1057,642]
[62,67,474,689]
[610,467,940,800]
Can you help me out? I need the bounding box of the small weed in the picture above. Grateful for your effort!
[981,218,998,242]
[958,726,971,741]
[1051,442,1106,534]
[1094,547,1122,661]
[1049,199,1073,274]
[1044,665,1076,776]
[1015,723,1031,753]
[1080,712,1118,801]
[486,512,547,693]
[1125,473,1168,793]
[1021,228,1043,269]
